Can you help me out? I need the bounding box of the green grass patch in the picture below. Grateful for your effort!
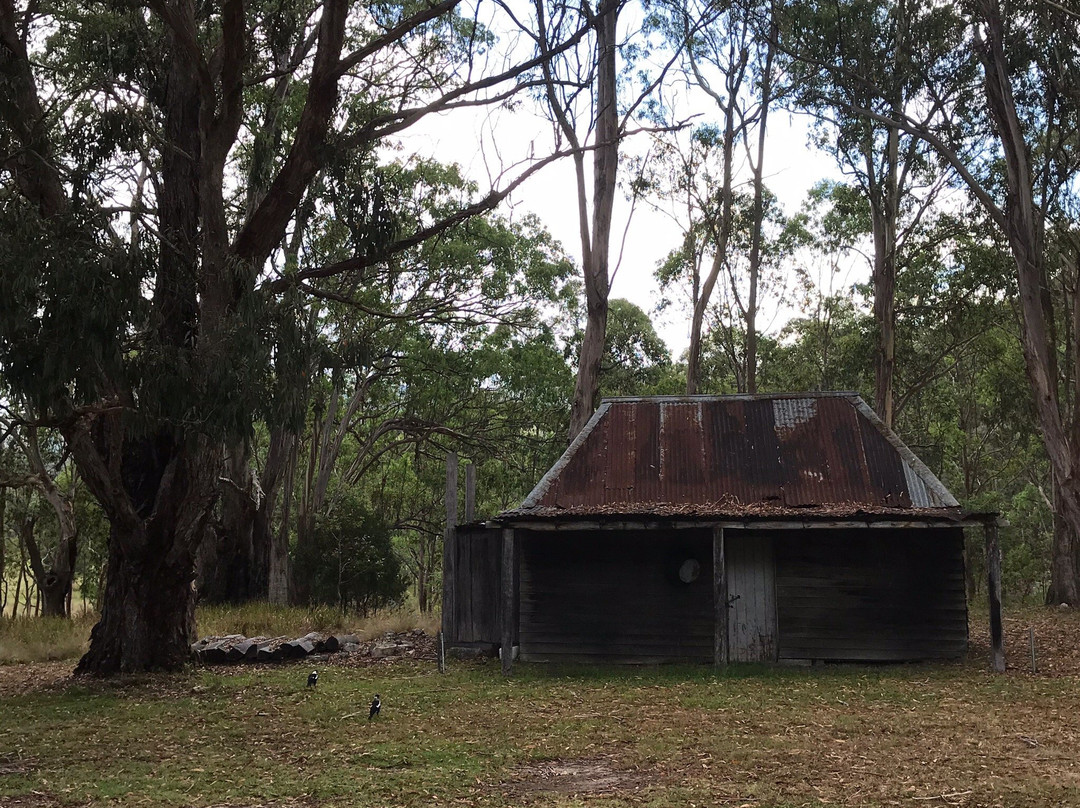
[3,654,1079,807]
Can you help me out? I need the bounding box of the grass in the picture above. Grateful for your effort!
[2,647,1080,807]
[0,604,439,665]
[1,608,1078,806]
[195,602,439,642]
[0,613,96,664]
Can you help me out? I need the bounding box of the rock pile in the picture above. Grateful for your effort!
[191,629,431,665]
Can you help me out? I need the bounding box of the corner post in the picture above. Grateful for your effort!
[441,453,459,644]
[713,527,728,667]
[984,519,1005,673]
[465,462,476,523]
[501,527,517,676]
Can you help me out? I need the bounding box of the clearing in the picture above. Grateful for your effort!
[1,608,1078,808]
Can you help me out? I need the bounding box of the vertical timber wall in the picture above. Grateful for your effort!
[449,526,503,647]
[772,527,968,661]
[518,529,713,663]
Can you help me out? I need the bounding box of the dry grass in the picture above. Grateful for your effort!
[1,607,1079,807]
[0,605,437,665]
[0,614,95,664]
[195,602,439,641]
[194,603,355,639]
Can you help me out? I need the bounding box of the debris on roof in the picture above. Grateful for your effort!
[510,393,972,521]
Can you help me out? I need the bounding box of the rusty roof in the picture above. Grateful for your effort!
[506,393,968,521]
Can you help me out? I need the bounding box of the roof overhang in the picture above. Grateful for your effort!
[486,514,997,533]
[484,510,1000,532]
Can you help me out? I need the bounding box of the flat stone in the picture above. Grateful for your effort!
[371,642,404,659]
[200,641,230,664]
[257,644,282,661]
[228,639,256,661]
[281,638,315,658]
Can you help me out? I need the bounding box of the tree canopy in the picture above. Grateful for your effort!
[1,0,1078,671]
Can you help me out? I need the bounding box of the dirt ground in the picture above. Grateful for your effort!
[968,604,1080,676]
[1,607,1079,807]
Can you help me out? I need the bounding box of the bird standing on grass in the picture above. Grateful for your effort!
[307,670,318,688]
[369,694,381,719]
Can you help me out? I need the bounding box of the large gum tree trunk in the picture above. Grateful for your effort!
[972,0,1080,604]
[67,418,220,674]
[76,528,199,674]
[1048,474,1080,605]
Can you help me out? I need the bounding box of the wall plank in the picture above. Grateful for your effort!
[773,527,967,661]
[519,530,712,663]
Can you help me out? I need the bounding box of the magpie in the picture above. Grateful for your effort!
[307,670,318,688]
[369,694,381,720]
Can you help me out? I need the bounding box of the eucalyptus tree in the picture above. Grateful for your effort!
[531,0,622,440]
[0,415,79,617]
[532,0,685,439]
[284,195,577,600]
[593,298,673,397]
[963,0,1080,603]
[781,0,1080,601]
[650,161,800,393]
[781,0,966,427]
[644,0,782,394]
[0,0,593,672]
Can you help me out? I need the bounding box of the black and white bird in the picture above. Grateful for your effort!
[307,670,319,688]
[368,694,381,720]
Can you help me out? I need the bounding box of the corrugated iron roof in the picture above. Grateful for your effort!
[511,393,964,520]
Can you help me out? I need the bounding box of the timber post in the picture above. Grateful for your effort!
[441,453,459,644]
[501,527,516,676]
[465,462,476,523]
[713,527,728,667]
[984,519,1005,673]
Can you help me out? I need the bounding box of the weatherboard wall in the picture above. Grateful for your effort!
[770,527,968,661]
[451,522,968,664]
[449,526,503,646]
[517,529,714,663]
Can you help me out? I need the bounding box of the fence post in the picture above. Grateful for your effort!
[985,520,1005,673]
[441,453,459,644]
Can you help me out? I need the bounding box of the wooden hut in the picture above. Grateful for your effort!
[444,393,1003,671]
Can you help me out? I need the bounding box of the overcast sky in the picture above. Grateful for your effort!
[398,57,849,355]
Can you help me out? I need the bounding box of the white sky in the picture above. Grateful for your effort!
[396,29,849,356]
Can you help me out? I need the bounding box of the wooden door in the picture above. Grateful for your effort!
[726,533,778,662]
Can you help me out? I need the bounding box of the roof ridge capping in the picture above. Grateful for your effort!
[846,394,960,508]
[519,401,612,509]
